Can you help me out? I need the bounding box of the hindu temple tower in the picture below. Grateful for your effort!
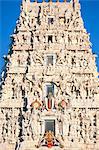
[0,0,99,150]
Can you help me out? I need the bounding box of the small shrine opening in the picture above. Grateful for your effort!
[46,84,54,96]
[45,119,55,136]
[48,18,54,24]
[48,35,53,43]
[46,55,54,66]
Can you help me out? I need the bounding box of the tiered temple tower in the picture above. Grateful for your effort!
[0,0,99,150]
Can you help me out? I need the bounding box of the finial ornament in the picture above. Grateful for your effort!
[34,0,37,3]
[73,0,79,3]
[49,0,52,3]
[72,0,80,10]
[22,0,30,2]
[56,0,60,5]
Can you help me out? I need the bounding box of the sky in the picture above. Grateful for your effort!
[0,0,99,75]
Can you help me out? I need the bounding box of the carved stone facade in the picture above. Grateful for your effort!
[0,0,99,150]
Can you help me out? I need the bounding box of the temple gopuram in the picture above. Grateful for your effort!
[0,0,99,150]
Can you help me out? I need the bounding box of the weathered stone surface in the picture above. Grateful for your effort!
[0,0,99,150]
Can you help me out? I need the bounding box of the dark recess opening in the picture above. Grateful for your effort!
[48,35,53,43]
[45,119,55,135]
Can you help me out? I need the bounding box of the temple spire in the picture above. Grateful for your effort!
[0,1,99,150]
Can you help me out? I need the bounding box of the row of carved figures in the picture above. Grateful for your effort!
[1,77,97,102]
[7,52,93,71]
[13,32,89,47]
[18,2,81,30]
[0,108,98,145]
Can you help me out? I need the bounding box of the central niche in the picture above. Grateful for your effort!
[46,84,54,96]
[45,119,55,136]
[46,55,54,66]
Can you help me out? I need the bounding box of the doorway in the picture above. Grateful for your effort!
[45,119,55,136]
